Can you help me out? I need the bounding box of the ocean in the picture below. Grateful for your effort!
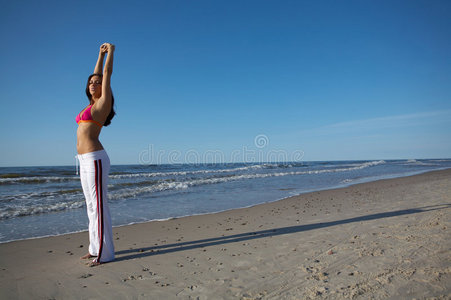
[1,159,450,243]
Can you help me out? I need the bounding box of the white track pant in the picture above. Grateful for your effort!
[78,150,115,263]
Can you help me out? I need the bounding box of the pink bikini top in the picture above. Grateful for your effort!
[76,105,102,127]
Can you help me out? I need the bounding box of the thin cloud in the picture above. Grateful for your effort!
[327,110,451,129]
[301,110,451,136]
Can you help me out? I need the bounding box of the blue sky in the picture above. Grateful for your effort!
[0,0,450,167]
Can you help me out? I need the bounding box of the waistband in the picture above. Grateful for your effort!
[77,150,109,162]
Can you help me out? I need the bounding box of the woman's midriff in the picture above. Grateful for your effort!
[77,123,104,154]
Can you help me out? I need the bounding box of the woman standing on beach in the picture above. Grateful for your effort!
[76,43,116,266]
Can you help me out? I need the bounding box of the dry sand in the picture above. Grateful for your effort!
[1,169,450,299]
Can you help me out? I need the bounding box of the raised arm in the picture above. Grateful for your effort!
[94,44,107,74]
[92,43,115,120]
[101,43,114,102]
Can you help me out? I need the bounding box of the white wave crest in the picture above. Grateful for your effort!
[403,159,436,166]
[0,176,78,185]
[110,160,385,200]
[1,189,83,202]
[109,164,276,179]
[0,200,85,220]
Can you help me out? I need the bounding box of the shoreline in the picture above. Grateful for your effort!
[1,168,450,299]
[1,167,449,245]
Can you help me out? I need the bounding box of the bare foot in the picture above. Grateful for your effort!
[81,253,97,259]
[87,260,101,267]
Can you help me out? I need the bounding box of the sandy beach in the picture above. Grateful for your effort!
[1,169,450,299]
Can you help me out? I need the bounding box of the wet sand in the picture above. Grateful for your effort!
[1,169,450,299]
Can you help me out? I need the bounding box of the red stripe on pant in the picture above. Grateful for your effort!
[94,159,104,262]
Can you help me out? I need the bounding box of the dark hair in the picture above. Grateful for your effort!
[85,73,116,127]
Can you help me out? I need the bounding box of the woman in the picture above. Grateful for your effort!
[76,43,116,266]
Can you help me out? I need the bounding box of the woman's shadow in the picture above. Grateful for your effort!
[114,203,450,262]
